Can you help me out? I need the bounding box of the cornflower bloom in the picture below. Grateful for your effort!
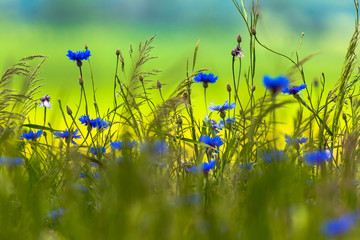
[54,129,81,145]
[231,45,244,58]
[190,160,216,173]
[282,84,306,95]
[90,147,106,156]
[110,140,136,150]
[66,49,91,67]
[304,150,331,165]
[263,149,284,163]
[22,130,43,141]
[208,101,236,118]
[322,213,359,238]
[194,72,218,88]
[285,135,308,145]
[199,135,224,149]
[39,94,51,109]
[219,117,236,128]
[263,75,289,94]
[0,157,23,167]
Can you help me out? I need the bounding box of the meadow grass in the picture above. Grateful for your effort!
[1,1,360,239]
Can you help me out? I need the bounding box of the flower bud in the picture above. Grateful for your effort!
[220,111,226,119]
[342,112,347,121]
[237,35,242,43]
[79,76,84,86]
[116,49,120,55]
[182,92,188,103]
[77,60,82,68]
[85,44,88,50]
[66,106,72,115]
[227,84,231,92]
[157,80,162,89]
[43,131,47,137]
[177,115,183,126]
[251,85,256,92]
[251,28,256,35]
[139,75,144,82]
[203,81,208,89]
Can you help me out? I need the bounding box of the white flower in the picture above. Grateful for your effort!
[39,94,51,109]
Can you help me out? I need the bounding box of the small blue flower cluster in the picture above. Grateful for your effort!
[304,150,331,165]
[208,101,236,114]
[79,115,109,130]
[285,135,308,145]
[199,135,224,149]
[90,147,106,156]
[190,160,216,173]
[263,150,284,163]
[22,130,43,140]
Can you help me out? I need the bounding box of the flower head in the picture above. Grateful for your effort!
[285,135,308,145]
[66,49,91,62]
[282,84,306,95]
[39,94,51,109]
[263,149,284,163]
[231,45,244,58]
[208,101,236,116]
[263,75,289,94]
[239,163,252,170]
[322,213,359,238]
[194,72,218,88]
[110,140,136,150]
[0,157,23,167]
[190,160,216,173]
[79,115,109,130]
[304,150,331,165]
[199,135,224,148]
[22,130,43,141]
[219,117,236,128]
[90,146,106,156]
[79,115,91,126]
[47,208,65,221]
[54,129,81,145]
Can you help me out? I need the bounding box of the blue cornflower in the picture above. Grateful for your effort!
[322,213,359,238]
[204,116,223,133]
[22,130,43,140]
[194,72,218,88]
[263,149,284,163]
[191,160,216,173]
[79,115,91,126]
[263,75,289,94]
[67,49,91,63]
[91,117,109,129]
[304,150,331,165]
[154,141,168,154]
[90,146,106,156]
[285,135,308,145]
[80,171,100,178]
[239,163,252,170]
[282,84,306,95]
[47,208,65,220]
[219,117,236,128]
[0,157,23,167]
[199,135,224,149]
[208,101,236,117]
[110,140,136,150]
[54,129,81,145]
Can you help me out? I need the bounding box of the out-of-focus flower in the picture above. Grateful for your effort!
[239,163,252,170]
[191,160,216,173]
[263,75,289,94]
[208,101,236,117]
[54,129,81,145]
[263,149,284,163]
[0,157,23,167]
[304,150,331,165]
[322,213,359,238]
[47,208,65,221]
[79,115,109,130]
[67,49,91,63]
[90,146,106,156]
[80,171,100,179]
[285,135,308,145]
[22,130,43,141]
[110,140,136,150]
[231,45,244,58]
[39,94,51,109]
[219,117,236,128]
[199,135,224,148]
[79,115,91,126]
[282,84,306,95]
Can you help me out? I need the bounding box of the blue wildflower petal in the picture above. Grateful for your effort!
[208,101,236,113]
[22,130,43,140]
[199,135,224,148]
[67,49,91,62]
[304,150,331,165]
[282,84,306,95]
[322,213,359,238]
[0,157,23,167]
[90,146,106,156]
[263,150,284,163]
[194,72,218,84]
[263,75,289,93]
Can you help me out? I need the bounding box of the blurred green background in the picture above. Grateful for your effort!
[0,0,357,131]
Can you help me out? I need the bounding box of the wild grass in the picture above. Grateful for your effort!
[1,1,360,239]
